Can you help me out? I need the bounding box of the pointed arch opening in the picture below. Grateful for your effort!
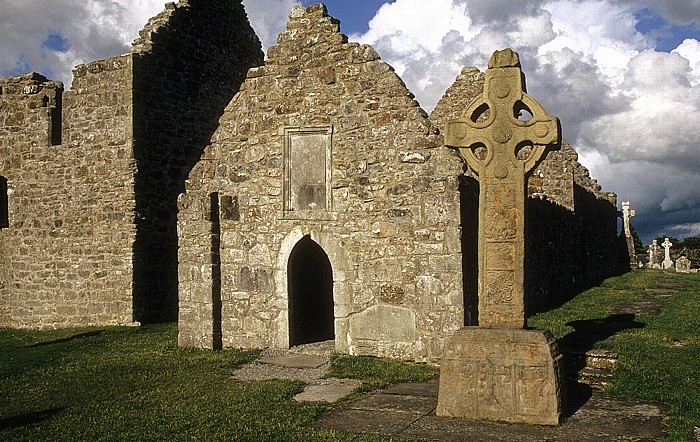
[287,235,334,346]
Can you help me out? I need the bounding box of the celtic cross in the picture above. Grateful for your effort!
[445,49,561,328]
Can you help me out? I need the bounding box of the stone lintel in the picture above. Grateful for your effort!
[437,327,562,426]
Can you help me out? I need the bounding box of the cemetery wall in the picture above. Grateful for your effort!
[0,0,262,328]
[178,4,466,362]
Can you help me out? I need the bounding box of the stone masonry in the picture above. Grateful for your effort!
[177,3,465,361]
[177,4,621,362]
[0,0,262,328]
[2,2,622,362]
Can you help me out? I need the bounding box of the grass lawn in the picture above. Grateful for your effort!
[529,269,700,441]
[0,323,432,441]
[1,270,696,441]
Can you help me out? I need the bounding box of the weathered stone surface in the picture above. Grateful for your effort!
[621,201,637,268]
[437,327,562,426]
[178,3,464,362]
[676,255,692,273]
[0,0,263,330]
[662,237,674,269]
[445,48,560,328]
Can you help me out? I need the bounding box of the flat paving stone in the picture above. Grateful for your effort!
[257,354,327,369]
[382,381,439,397]
[611,301,665,316]
[316,385,668,441]
[293,378,361,403]
[350,393,437,415]
[313,409,422,436]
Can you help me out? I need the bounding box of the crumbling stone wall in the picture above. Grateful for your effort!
[0,0,262,328]
[178,4,465,362]
[0,67,136,328]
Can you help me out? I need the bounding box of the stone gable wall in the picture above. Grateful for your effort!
[178,4,465,362]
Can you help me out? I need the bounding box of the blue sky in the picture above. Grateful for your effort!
[1,0,700,244]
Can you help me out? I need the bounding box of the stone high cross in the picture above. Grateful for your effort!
[445,49,561,328]
[662,237,673,269]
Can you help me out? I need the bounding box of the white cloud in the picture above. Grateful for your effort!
[2,0,700,242]
[0,0,164,87]
[242,0,301,54]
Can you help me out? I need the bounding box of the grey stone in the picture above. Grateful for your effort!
[258,354,327,369]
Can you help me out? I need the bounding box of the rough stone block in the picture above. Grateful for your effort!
[437,327,562,426]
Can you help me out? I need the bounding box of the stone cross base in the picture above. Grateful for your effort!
[662,259,674,270]
[437,327,563,426]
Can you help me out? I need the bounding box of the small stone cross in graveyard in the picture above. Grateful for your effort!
[662,237,673,269]
[444,48,561,328]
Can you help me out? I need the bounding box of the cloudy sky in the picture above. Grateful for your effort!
[1,0,700,244]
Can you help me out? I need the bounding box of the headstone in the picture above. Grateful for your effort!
[438,49,563,426]
[622,202,637,268]
[675,256,691,273]
[647,240,661,269]
[662,238,673,270]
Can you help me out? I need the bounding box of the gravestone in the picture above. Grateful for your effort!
[647,240,661,269]
[675,256,691,273]
[622,202,637,268]
[662,238,673,270]
[437,49,563,426]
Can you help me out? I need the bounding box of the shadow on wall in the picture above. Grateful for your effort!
[460,176,479,326]
[525,184,622,318]
[129,2,264,323]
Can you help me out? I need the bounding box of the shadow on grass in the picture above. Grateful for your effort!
[0,408,63,430]
[27,330,104,348]
[559,314,645,351]
[559,314,646,419]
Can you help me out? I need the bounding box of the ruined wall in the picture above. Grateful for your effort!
[431,65,621,312]
[0,0,262,328]
[130,0,263,322]
[178,4,465,362]
[0,63,136,329]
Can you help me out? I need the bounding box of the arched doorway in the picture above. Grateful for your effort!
[288,235,334,346]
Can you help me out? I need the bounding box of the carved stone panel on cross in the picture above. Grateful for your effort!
[445,49,561,328]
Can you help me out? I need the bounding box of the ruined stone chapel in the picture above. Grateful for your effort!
[0,1,621,363]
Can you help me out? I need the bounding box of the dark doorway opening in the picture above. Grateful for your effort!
[288,236,334,346]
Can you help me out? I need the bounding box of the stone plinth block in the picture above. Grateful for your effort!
[436,327,562,426]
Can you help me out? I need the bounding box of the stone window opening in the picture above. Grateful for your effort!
[287,235,334,346]
[1,176,8,229]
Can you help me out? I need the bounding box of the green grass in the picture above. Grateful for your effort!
[529,270,700,441]
[0,323,425,441]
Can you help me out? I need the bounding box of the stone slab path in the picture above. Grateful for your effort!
[232,342,361,403]
[314,381,669,441]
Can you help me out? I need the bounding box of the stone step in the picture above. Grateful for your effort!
[561,347,618,388]
[563,347,618,370]
[577,366,614,388]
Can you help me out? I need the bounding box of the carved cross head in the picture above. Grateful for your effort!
[445,49,561,179]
